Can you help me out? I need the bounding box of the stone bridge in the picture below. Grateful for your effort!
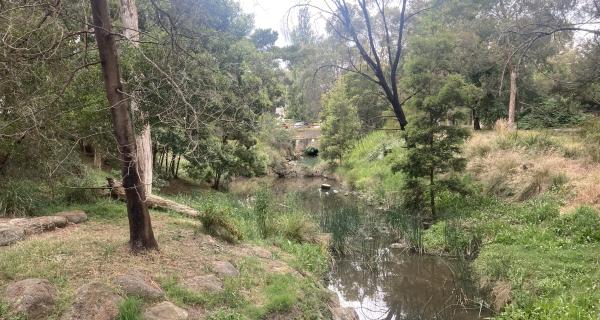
[291,126,321,154]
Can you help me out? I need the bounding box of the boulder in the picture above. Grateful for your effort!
[9,216,68,235]
[4,278,58,320]
[61,282,123,320]
[182,275,223,293]
[113,269,164,300]
[143,301,188,320]
[0,224,25,246]
[56,210,88,224]
[320,184,332,190]
[211,261,239,278]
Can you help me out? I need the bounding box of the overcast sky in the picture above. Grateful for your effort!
[238,0,326,46]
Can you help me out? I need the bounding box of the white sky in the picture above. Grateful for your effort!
[238,0,327,46]
[238,0,296,46]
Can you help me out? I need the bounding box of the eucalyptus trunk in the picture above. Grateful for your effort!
[91,0,158,252]
[507,64,518,131]
[120,0,153,194]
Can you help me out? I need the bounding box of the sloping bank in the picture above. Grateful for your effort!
[337,129,600,319]
[0,187,348,320]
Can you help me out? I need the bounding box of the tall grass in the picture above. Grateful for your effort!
[338,131,405,204]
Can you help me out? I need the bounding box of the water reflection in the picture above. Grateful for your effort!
[231,177,490,319]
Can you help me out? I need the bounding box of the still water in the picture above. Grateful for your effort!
[233,177,490,320]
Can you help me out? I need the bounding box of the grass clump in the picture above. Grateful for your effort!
[199,205,243,244]
[117,297,143,320]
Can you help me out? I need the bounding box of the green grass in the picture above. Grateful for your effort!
[117,297,143,320]
[337,131,405,204]
[160,256,329,320]
[422,190,600,319]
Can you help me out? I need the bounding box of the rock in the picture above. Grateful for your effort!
[4,278,58,320]
[61,282,123,320]
[333,189,339,194]
[0,224,25,246]
[143,301,188,320]
[389,242,408,249]
[9,216,68,235]
[56,210,88,224]
[211,261,239,278]
[113,269,164,300]
[182,275,223,293]
[320,184,332,190]
[344,192,349,196]
[331,307,359,320]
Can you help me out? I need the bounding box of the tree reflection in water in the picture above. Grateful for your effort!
[233,178,491,319]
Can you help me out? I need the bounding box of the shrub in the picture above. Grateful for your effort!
[199,205,243,244]
[518,97,587,129]
[276,213,319,243]
[60,174,100,204]
[0,180,49,217]
[553,206,600,243]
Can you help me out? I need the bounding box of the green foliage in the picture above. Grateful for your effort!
[0,301,26,320]
[117,297,143,320]
[0,180,50,217]
[199,204,244,244]
[320,76,362,162]
[580,118,600,162]
[275,239,330,276]
[395,73,476,217]
[206,309,246,320]
[423,188,600,318]
[519,97,587,129]
[552,207,600,244]
[337,131,405,204]
[254,185,274,238]
[496,132,561,152]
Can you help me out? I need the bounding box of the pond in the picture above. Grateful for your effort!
[232,177,491,320]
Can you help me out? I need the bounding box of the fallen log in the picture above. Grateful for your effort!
[107,178,200,218]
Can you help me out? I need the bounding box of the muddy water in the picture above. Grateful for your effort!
[232,177,490,320]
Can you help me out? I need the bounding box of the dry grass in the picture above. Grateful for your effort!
[465,130,600,212]
[0,211,310,319]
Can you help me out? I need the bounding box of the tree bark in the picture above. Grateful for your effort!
[507,64,518,131]
[135,125,153,193]
[91,0,158,252]
[120,0,153,195]
[119,0,140,44]
[473,110,481,130]
[93,149,102,169]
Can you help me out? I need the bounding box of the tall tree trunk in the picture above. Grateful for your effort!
[473,110,481,130]
[93,149,102,169]
[175,155,181,178]
[135,126,152,193]
[170,152,176,177]
[120,0,153,194]
[119,0,139,42]
[91,0,158,252]
[507,64,518,131]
